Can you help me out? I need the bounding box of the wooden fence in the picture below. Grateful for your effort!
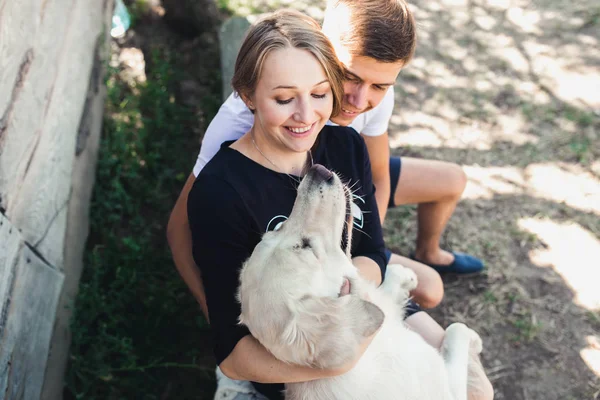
[0,0,113,398]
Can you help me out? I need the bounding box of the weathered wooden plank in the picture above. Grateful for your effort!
[0,213,21,337]
[36,203,69,271]
[6,0,105,269]
[0,0,42,124]
[0,0,76,214]
[0,245,64,400]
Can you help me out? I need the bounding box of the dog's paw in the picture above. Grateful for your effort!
[385,263,418,292]
[445,323,483,355]
[444,322,472,342]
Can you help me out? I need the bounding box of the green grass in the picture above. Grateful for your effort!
[216,0,235,13]
[65,48,220,400]
[569,134,592,164]
[127,0,153,27]
[587,311,600,330]
[519,101,598,163]
[483,290,498,304]
[511,314,543,343]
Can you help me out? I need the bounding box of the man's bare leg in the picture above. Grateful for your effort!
[393,158,471,267]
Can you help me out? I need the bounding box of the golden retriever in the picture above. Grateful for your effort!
[238,164,483,400]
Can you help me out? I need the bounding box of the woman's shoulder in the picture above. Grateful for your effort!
[197,141,250,181]
[192,147,244,201]
[318,125,367,157]
[189,164,250,231]
[321,124,362,142]
[192,144,272,211]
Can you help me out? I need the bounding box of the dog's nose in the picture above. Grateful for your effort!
[311,164,334,182]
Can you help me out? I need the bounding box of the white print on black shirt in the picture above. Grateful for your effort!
[350,193,365,229]
[266,215,288,232]
[265,193,365,233]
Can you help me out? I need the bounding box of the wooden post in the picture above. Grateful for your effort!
[219,16,251,100]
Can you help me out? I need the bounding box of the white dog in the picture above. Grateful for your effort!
[238,164,483,400]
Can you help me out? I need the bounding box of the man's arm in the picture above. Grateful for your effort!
[350,132,388,284]
[166,173,209,321]
[362,132,391,224]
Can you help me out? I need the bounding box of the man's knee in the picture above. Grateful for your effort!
[447,163,467,198]
[418,286,443,309]
[413,271,444,309]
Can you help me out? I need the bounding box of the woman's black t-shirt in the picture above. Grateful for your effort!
[187,125,386,399]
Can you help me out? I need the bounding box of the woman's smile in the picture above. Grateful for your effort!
[284,122,317,137]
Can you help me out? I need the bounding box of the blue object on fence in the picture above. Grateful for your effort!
[111,0,131,38]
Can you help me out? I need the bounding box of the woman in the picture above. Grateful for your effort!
[187,9,493,400]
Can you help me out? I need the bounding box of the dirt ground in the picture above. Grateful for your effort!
[123,0,600,398]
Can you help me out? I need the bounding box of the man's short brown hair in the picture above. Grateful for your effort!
[324,0,417,65]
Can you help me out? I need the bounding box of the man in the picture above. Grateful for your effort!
[168,0,483,322]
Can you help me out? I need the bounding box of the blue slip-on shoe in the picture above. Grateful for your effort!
[410,251,484,275]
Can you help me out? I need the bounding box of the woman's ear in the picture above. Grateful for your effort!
[239,92,255,111]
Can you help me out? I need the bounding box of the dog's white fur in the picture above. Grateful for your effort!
[238,166,483,400]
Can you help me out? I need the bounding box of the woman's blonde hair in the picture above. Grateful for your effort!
[232,9,345,117]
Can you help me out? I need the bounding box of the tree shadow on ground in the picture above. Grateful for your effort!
[389,0,599,169]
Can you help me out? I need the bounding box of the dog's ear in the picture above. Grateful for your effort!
[283,295,384,369]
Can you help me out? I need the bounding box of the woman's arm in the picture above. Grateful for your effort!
[347,133,388,282]
[221,335,342,382]
[352,256,383,286]
[220,331,379,383]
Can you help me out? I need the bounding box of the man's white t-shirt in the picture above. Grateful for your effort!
[192,87,395,176]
